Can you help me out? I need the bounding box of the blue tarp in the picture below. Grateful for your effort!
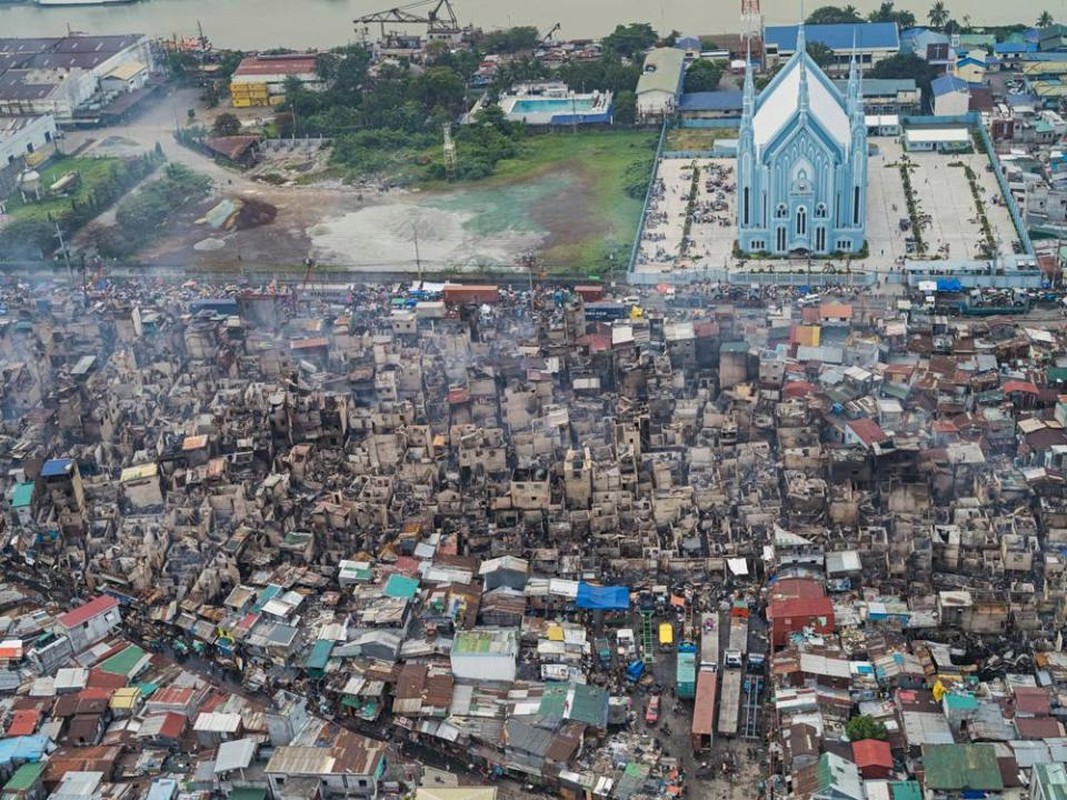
[936,278,963,292]
[576,583,631,610]
[0,735,50,768]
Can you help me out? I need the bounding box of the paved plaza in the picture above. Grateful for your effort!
[633,137,1023,280]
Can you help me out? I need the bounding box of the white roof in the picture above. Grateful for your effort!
[753,53,850,153]
[904,127,970,143]
[214,738,257,773]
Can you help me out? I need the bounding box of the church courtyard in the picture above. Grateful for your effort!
[633,157,738,277]
[865,136,1019,267]
[632,137,1020,280]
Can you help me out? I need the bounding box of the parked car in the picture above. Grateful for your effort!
[645,694,661,724]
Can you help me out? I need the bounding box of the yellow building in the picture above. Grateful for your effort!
[229,53,322,108]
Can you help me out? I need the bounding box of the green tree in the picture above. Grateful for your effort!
[613,89,637,123]
[684,59,725,92]
[479,26,541,53]
[807,5,862,24]
[755,63,783,91]
[928,1,950,29]
[868,1,917,28]
[212,112,242,136]
[412,66,467,115]
[602,23,659,60]
[0,218,56,259]
[870,52,939,98]
[846,715,888,741]
[1038,11,1055,27]
[807,41,836,69]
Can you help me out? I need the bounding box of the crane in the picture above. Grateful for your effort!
[540,23,561,47]
[355,0,461,39]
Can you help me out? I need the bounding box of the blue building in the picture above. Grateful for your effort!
[736,25,867,256]
[764,22,899,74]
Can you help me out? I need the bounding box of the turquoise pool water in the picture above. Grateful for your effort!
[510,97,598,114]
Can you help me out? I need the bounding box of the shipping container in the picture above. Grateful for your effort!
[677,642,697,699]
[443,284,500,305]
[658,622,674,650]
[691,669,718,752]
[718,668,742,738]
[700,613,718,669]
[583,302,629,322]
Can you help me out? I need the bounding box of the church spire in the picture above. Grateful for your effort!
[742,38,755,118]
[798,47,809,117]
[847,30,860,113]
[797,0,807,54]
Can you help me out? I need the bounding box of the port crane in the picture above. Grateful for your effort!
[355,0,463,39]
[540,23,561,47]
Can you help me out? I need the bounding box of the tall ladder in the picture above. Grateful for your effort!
[641,610,656,664]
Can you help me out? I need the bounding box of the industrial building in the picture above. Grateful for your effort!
[229,54,323,108]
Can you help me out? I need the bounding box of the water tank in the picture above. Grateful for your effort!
[17,169,41,195]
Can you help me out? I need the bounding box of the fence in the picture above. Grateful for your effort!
[899,113,1034,256]
[628,266,878,287]
[626,119,670,274]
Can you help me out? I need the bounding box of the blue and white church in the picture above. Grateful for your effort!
[736,25,868,256]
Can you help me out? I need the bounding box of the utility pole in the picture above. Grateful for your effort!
[54,219,73,288]
[412,225,422,284]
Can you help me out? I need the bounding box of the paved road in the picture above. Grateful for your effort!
[61,87,259,193]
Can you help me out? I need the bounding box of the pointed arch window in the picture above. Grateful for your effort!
[815,203,828,219]
[775,203,788,219]
[796,206,807,237]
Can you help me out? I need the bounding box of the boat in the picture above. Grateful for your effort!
[36,0,138,6]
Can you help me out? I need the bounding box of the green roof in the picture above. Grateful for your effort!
[305,639,335,671]
[1048,367,1067,383]
[383,573,419,600]
[98,644,148,677]
[721,341,749,353]
[943,693,979,711]
[229,789,268,800]
[1033,764,1067,800]
[252,584,281,612]
[11,483,33,509]
[888,781,922,800]
[922,744,1003,791]
[3,762,45,792]
[569,684,608,726]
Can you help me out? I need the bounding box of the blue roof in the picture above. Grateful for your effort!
[675,36,701,50]
[931,74,969,96]
[40,458,74,478]
[678,90,743,112]
[575,583,630,610]
[765,22,899,53]
[0,735,49,768]
[995,42,1035,55]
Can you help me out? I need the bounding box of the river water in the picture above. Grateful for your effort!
[0,0,1045,51]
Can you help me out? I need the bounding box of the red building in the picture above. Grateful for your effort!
[852,739,893,780]
[766,578,834,648]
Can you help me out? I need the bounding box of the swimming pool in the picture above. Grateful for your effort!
[509,97,598,114]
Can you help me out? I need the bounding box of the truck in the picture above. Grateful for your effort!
[725,615,749,669]
[676,642,697,699]
[691,668,718,752]
[700,613,718,670]
[717,668,742,738]
[442,284,500,305]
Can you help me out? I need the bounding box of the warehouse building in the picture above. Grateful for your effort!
[229,54,323,108]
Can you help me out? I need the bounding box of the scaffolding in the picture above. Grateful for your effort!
[641,610,656,664]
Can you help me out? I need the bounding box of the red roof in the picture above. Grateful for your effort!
[848,417,889,447]
[1014,686,1052,716]
[5,709,40,737]
[233,54,318,77]
[155,712,187,740]
[78,687,113,702]
[783,380,816,398]
[766,596,834,620]
[851,738,892,768]
[86,669,127,690]
[769,578,826,602]
[1003,379,1039,395]
[57,596,118,630]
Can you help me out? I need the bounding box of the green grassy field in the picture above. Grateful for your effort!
[665,127,739,151]
[5,156,124,223]
[424,129,656,271]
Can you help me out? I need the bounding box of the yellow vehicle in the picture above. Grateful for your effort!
[658,622,674,651]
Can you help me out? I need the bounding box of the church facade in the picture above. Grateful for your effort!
[736,27,868,256]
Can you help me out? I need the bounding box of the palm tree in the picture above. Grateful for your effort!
[928,1,950,29]
[1038,11,1055,28]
